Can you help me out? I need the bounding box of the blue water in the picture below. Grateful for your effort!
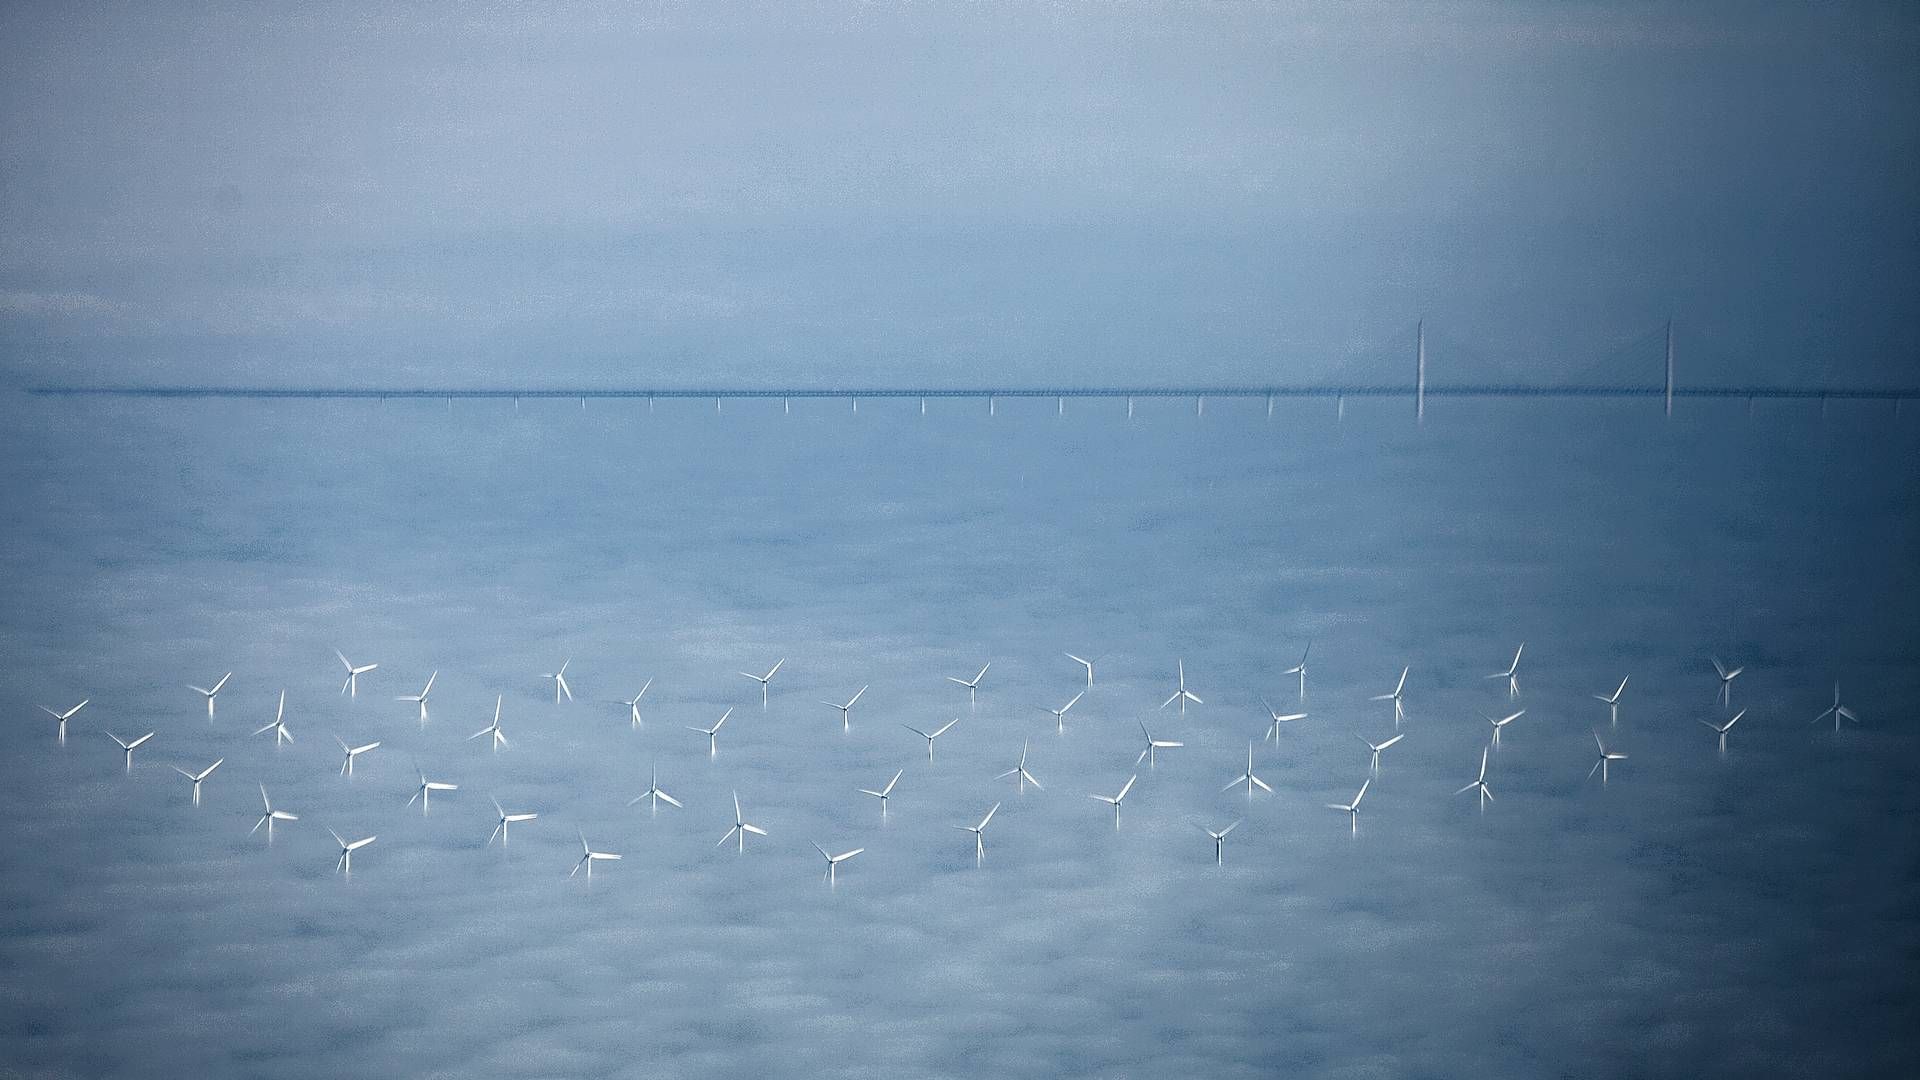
[1,393,1915,1078]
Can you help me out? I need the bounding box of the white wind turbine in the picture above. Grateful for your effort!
[903,717,960,761]
[1282,641,1312,700]
[1455,747,1494,809]
[1588,730,1628,784]
[616,678,653,729]
[1711,657,1744,708]
[486,797,538,846]
[253,689,294,745]
[953,802,1000,865]
[251,785,297,840]
[688,707,732,756]
[1161,660,1203,715]
[717,790,768,852]
[1065,652,1103,689]
[1135,721,1183,767]
[170,758,223,806]
[542,659,574,704]
[995,739,1044,793]
[1371,667,1409,725]
[1358,732,1406,772]
[570,833,621,880]
[335,650,377,697]
[104,729,154,773]
[1482,709,1525,747]
[1088,773,1138,828]
[37,699,86,744]
[947,662,991,704]
[822,685,867,731]
[1202,819,1242,864]
[1700,708,1746,752]
[189,672,231,719]
[407,762,458,813]
[1040,690,1083,734]
[1327,778,1370,833]
[1221,742,1273,798]
[1260,698,1307,743]
[469,696,509,751]
[739,658,785,707]
[627,765,684,813]
[1593,676,1629,726]
[1486,643,1525,698]
[1813,683,1859,733]
[329,828,376,876]
[334,733,381,776]
[859,769,903,817]
[811,841,865,885]
[396,671,437,726]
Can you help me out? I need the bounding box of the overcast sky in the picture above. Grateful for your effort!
[2,2,1916,386]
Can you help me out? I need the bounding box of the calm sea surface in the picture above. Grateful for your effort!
[1,393,1915,1078]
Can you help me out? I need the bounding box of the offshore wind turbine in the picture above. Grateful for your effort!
[1711,657,1744,708]
[1282,641,1312,700]
[170,758,223,806]
[1594,676,1629,726]
[486,797,538,846]
[1260,698,1307,743]
[37,699,86,744]
[253,690,294,745]
[1588,730,1628,784]
[822,685,868,731]
[1486,643,1525,698]
[334,734,381,777]
[616,679,653,729]
[688,707,732,756]
[396,671,437,726]
[1371,667,1409,725]
[335,650,377,697]
[1088,774,1138,828]
[570,833,621,880]
[1040,690,1083,734]
[995,739,1044,793]
[189,672,231,718]
[1700,708,1746,751]
[717,791,768,853]
[1161,660,1203,715]
[1482,709,1525,747]
[1327,778,1370,833]
[1358,732,1406,772]
[627,766,683,813]
[859,769,904,817]
[542,659,573,704]
[953,802,1000,865]
[406,762,459,813]
[469,696,509,751]
[329,828,376,876]
[1813,683,1859,733]
[104,729,154,773]
[1202,819,1242,864]
[1221,742,1273,798]
[739,658,785,707]
[947,662,991,704]
[1455,747,1494,809]
[903,717,959,761]
[1135,721,1184,767]
[1065,652,1102,689]
[811,841,865,885]
[251,785,297,840]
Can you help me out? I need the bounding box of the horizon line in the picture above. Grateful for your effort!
[21,384,1918,401]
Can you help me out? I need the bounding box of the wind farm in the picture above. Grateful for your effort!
[4,3,1916,1076]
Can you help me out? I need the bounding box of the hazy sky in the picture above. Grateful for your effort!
[2,2,1916,386]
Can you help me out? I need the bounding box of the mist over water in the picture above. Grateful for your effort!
[1,394,1915,1078]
